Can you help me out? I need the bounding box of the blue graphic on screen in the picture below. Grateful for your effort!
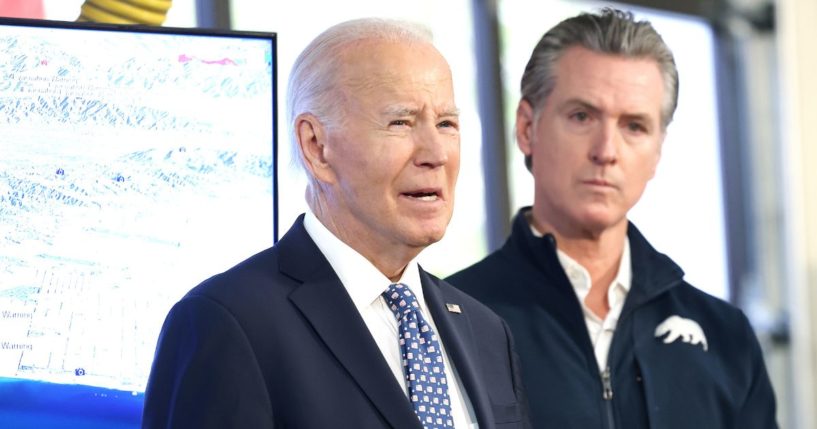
[0,19,276,428]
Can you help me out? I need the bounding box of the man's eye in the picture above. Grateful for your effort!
[571,111,589,121]
[627,122,646,133]
[390,119,410,127]
[438,120,458,129]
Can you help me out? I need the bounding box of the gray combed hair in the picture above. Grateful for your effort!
[286,18,434,174]
[520,8,679,170]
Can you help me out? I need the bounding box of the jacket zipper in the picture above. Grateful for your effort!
[601,366,615,429]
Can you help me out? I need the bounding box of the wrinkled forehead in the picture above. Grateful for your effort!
[342,39,450,77]
[550,48,664,112]
[336,39,457,109]
[553,47,671,126]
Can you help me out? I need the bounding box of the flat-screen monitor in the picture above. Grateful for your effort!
[0,17,277,428]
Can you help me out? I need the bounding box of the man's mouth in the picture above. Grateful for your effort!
[584,178,613,187]
[402,189,442,202]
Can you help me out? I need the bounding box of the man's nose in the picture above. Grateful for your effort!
[589,121,618,165]
[414,124,450,168]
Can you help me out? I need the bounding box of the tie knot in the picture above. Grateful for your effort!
[382,283,420,318]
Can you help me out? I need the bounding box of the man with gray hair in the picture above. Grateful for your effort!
[142,18,529,429]
[448,8,777,428]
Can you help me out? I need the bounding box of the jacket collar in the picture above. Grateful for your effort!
[420,269,494,428]
[505,207,685,317]
[278,215,423,429]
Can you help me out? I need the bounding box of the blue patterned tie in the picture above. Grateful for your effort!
[383,283,454,429]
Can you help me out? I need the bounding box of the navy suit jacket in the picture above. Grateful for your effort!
[142,216,529,428]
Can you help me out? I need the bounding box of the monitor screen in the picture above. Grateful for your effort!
[0,17,277,427]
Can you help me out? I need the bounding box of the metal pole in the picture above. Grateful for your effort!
[471,0,511,251]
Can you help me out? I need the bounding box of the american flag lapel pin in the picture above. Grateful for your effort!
[446,303,462,314]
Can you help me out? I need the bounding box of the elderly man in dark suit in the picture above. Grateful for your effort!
[141,17,529,429]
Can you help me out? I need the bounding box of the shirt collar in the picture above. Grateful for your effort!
[303,210,424,312]
[526,213,632,297]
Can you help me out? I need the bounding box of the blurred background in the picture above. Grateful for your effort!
[2,0,814,427]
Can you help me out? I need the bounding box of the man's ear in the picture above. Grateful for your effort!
[295,113,336,184]
[516,99,535,157]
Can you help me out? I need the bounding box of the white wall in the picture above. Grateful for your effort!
[778,0,817,427]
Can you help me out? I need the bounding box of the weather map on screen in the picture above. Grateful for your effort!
[0,19,276,427]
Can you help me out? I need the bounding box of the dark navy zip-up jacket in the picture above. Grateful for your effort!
[447,208,777,428]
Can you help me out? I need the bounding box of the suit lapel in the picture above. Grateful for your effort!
[278,218,421,429]
[420,269,494,428]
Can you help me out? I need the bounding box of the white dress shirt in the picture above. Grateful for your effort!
[529,219,632,371]
[304,211,478,428]
[556,242,631,371]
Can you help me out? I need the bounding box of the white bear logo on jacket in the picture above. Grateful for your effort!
[654,315,708,351]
